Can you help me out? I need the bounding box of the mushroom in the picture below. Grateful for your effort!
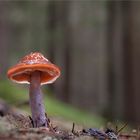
[7,52,60,127]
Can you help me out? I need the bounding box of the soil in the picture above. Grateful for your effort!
[0,99,139,140]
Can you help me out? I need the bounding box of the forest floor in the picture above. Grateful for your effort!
[0,99,139,140]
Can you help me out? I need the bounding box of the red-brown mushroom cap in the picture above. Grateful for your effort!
[7,52,61,85]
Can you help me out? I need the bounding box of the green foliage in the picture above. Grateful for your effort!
[0,80,28,104]
[0,80,105,128]
[45,97,105,127]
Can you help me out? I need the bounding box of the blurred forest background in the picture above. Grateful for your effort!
[0,0,140,126]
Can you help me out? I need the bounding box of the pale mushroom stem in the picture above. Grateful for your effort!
[29,71,48,127]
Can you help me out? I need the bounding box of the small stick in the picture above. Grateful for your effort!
[115,125,118,134]
[117,123,127,134]
[29,116,34,128]
[71,123,80,136]
[72,123,75,133]
[45,113,55,132]
[115,120,118,134]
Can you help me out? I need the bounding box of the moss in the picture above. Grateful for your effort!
[0,80,105,128]
[0,80,28,104]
